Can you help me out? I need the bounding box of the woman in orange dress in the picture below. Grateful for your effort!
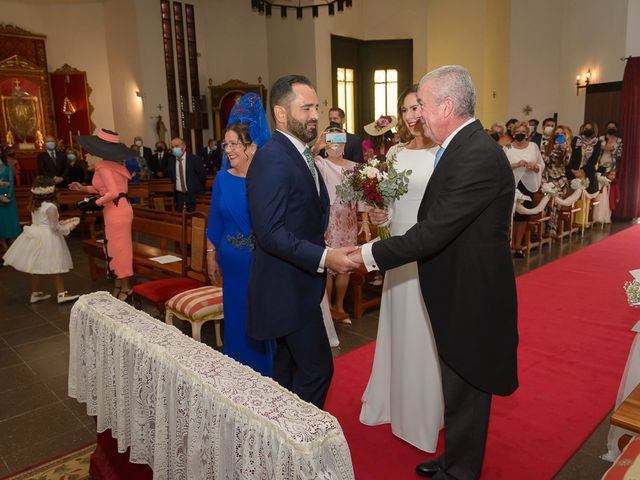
[70,129,136,302]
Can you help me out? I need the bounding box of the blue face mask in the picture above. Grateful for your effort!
[67,154,76,161]
[172,147,183,157]
[46,142,56,151]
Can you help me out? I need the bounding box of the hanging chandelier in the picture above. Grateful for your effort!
[251,0,353,19]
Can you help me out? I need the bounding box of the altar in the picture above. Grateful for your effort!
[68,292,354,479]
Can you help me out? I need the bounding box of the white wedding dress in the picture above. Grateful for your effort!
[360,146,444,453]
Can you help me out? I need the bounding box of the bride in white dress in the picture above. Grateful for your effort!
[360,86,444,453]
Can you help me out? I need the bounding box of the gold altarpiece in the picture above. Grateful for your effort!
[0,25,57,176]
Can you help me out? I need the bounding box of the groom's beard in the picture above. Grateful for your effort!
[288,116,317,144]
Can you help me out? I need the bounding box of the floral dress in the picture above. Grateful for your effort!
[542,144,570,237]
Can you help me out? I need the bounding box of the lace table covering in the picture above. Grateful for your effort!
[68,292,354,479]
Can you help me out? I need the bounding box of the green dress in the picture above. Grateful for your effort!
[0,163,21,239]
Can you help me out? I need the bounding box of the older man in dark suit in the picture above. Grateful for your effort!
[352,65,519,479]
[168,137,206,212]
[246,75,358,408]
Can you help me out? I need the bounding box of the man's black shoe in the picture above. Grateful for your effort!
[416,458,440,477]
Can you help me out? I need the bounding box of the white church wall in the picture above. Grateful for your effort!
[0,0,116,134]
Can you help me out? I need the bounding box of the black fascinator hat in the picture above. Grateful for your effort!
[74,129,137,161]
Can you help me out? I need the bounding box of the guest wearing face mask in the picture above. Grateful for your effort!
[568,122,601,226]
[37,135,69,186]
[503,121,545,257]
[597,121,623,178]
[132,136,153,166]
[313,125,361,322]
[505,118,518,142]
[540,117,557,150]
[148,141,168,178]
[168,137,206,212]
[528,119,542,146]
[199,138,222,174]
[66,148,88,184]
[489,123,510,146]
[542,126,572,237]
[567,121,600,194]
[593,121,623,224]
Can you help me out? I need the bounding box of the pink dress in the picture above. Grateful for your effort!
[314,157,358,250]
[87,160,133,279]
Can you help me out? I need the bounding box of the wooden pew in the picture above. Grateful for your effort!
[348,216,383,320]
[126,182,151,207]
[14,186,31,226]
[82,207,204,282]
[195,194,210,215]
[522,193,552,255]
[557,199,581,240]
[148,179,174,211]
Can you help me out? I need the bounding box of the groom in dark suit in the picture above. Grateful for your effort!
[352,65,519,479]
[246,75,358,408]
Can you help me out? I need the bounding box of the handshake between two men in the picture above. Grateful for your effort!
[323,208,388,274]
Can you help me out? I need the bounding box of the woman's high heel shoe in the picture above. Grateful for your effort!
[117,289,134,303]
[118,289,141,308]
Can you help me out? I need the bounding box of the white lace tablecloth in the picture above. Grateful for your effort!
[68,292,354,480]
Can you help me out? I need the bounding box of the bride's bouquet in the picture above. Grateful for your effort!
[625,280,640,307]
[335,157,411,239]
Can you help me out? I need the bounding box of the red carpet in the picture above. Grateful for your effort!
[325,225,640,479]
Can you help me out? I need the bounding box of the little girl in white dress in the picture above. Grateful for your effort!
[3,176,80,304]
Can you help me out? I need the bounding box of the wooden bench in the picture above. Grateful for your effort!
[557,198,581,241]
[348,218,383,320]
[611,383,640,445]
[82,207,205,282]
[14,186,31,225]
[146,180,177,211]
[195,194,210,215]
[524,213,552,255]
[126,183,151,207]
[520,192,552,255]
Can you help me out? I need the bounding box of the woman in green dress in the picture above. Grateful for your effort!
[0,150,22,252]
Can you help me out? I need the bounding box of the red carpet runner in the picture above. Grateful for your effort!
[325,225,640,479]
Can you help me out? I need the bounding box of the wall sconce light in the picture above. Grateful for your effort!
[576,69,591,95]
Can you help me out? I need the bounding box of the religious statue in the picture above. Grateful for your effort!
[156,114,168,144]
[35,130,44,148]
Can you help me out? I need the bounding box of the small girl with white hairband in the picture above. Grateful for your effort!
[3,176,80,304]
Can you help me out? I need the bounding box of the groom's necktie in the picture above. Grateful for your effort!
[303,147,319,193]
[434,146,445,169]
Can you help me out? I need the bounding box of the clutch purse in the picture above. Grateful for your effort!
[76,196,103,213]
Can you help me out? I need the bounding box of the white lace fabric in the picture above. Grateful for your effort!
[68,292,354,479]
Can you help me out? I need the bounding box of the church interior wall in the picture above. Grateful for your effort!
[627,0,640,57]
[0,0,637,146]
[508,0,629,130]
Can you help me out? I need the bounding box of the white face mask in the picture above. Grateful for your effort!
[135,140,143,147]
[528,125,535,134]
[544,126,554,136]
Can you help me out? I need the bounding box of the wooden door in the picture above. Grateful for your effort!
[359,39,413,135]
[584,81,622,133]
[331,36,413,137]
[331,35,361,134]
